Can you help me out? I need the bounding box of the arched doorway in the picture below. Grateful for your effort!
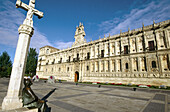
[74,71,79,82]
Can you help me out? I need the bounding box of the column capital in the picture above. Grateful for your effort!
[18,24,34,37]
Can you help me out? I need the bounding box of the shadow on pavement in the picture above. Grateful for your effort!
[41,88,57,112]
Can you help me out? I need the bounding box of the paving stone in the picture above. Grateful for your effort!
[143,102,165,112]
[153,94,165,101]
[100,93,149,101]
[55,93,92,100]
[49,100,93,112]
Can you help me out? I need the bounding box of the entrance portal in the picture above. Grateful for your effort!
[74,71,79,82]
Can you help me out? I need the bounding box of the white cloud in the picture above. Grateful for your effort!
[0,0,52,52]
[99,0,170,37]
[54,41,74,50]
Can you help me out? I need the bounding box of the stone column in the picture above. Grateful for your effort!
[130,58,134,72]
[110,60,112,72]
[99,60,101,73]
[112,60,115,72]
[109,42,112,56]
[90,47,93,59]
[115,41,120,55]
[101,60,104,72]
[104,42,109,57]
[155,32,161,50]
[100,43,103,57]
[164,30,169,48]
[116,59,121,72]
[95,61,98,72]
[138,57,141,72]
[79,62,82,82]
[115,59,117,72]
[105,60,108,72]
[90,62,93,72]
[161,55,169,71]
[95,45,98,58]
[2,24,33,110]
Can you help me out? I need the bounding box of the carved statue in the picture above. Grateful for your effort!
[22,79,47,112]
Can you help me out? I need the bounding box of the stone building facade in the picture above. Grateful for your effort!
[36,20,170,86]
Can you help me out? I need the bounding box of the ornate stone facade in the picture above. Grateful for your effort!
[36,20,170,86]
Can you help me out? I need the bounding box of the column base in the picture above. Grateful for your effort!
[2,96,23,110]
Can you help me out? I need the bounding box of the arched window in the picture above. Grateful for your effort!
[87,66,89,71]
[152,61,156,68]
[126,63,128,69]
[59,68,61,72]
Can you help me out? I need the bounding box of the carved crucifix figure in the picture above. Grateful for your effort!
[2,0,43,110]
[16,0,43,27]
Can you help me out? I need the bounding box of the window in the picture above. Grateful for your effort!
[46,60,49,65]
[77,53,79,60]
[69,56,71,62]
[87,52,90,59]
[67,67,69,72]
[124,46,128,54]
[148,41,155,51]
[125,63,128,69]
[46,49,49,54]
[101,50,104,58]
[59,68,61,72]
[87,66,89,71]
[52,59,55,64]
[108,43,110,54]
[60,58,62,63]
[52,68,53,72]
[152,61,156,68]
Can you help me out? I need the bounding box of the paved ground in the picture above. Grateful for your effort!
[0,78,170,112]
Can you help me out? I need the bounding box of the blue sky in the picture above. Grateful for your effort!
[0,0,170,62]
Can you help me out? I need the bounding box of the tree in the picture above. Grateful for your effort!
[0,51,12,77]
[25,48,38,77]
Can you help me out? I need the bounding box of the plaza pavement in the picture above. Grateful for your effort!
[0,78,170,112]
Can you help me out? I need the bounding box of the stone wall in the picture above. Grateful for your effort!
[36,20,170,86]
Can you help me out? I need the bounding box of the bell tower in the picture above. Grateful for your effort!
[72,22,86,47]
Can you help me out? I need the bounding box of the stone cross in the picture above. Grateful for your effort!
[2,0,43,110]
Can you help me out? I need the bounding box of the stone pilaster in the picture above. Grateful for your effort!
[90,47,93,59]
[105,60,109,72]
[95,45,98,58]
[110,59,112,72]
[95,61,98,72]
[99,60,101,73]
[164,30,170,48]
